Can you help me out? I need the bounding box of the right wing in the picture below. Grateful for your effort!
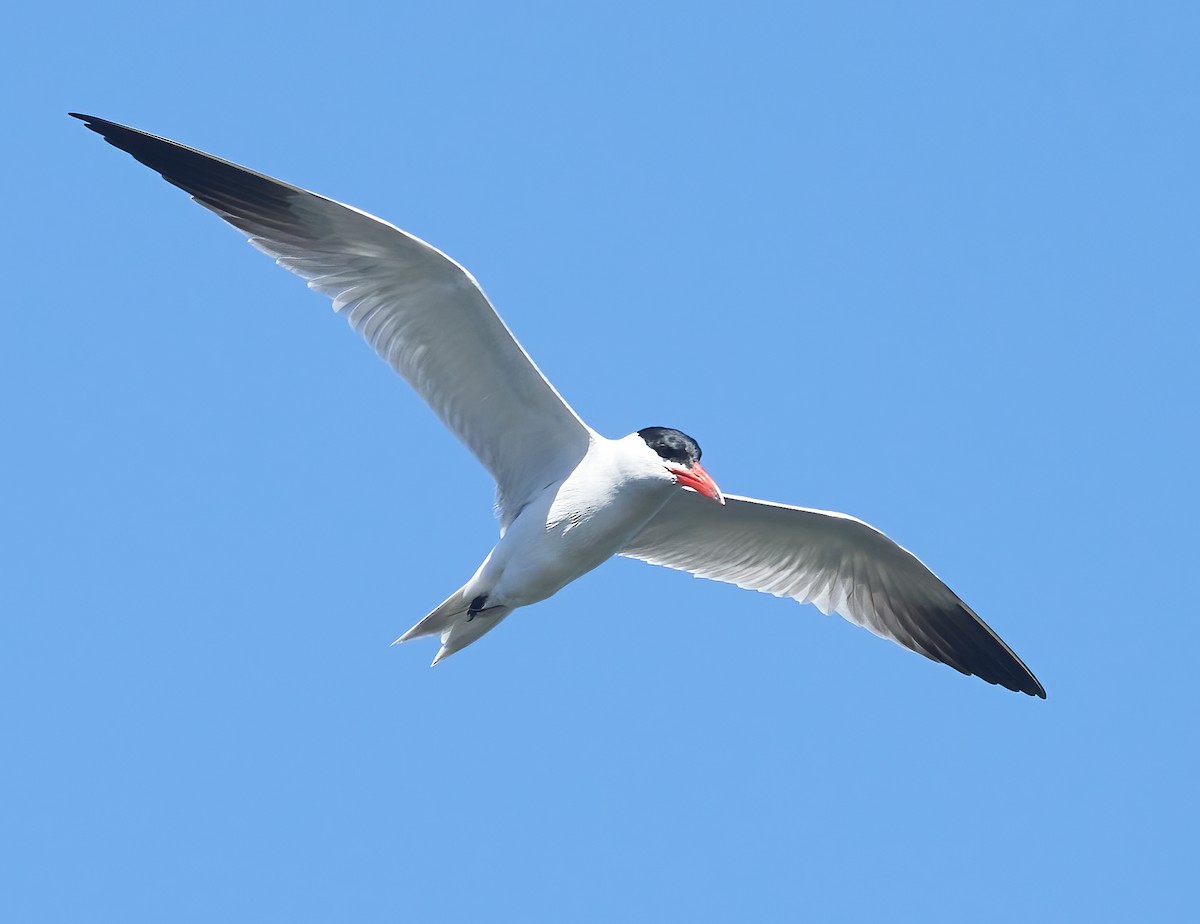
[72,114,594,526]
[622,491,1045,697]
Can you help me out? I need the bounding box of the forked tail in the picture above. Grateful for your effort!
[394,586,513,665]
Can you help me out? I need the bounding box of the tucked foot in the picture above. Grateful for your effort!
[467,594,488,622]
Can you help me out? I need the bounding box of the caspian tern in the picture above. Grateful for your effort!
[72,113,1045,698]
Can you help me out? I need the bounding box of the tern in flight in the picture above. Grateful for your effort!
[72,113,1045,697]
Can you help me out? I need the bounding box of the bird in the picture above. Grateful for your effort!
[70,113,1045,698]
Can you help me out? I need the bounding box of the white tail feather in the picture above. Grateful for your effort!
[395,587,513,665]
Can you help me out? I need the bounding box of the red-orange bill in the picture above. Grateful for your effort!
[669,461,724,504]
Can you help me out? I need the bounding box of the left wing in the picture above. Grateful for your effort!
[620,491,1045,697]
[71,114,593,527]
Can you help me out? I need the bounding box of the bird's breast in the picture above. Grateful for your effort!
[483,468,674,608]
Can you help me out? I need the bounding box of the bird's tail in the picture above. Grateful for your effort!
[393,586,512,665]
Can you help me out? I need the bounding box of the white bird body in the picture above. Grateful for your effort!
[73,113,1046,697]
[471,433,678,609]
[405,432,684,662]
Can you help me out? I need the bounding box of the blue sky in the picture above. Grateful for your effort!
[3,2,1197,920]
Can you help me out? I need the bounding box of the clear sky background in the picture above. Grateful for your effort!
[3,2,1197,921]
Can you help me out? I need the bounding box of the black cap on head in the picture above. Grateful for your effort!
[638,427,702,467]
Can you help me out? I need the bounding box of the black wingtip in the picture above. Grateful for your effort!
[1007,649,1047,699]
[69,113,128,142]
[1015,675,1047,699]
[1000,657,1047,699]
[946,600,1047,699]
[69,112,140,142]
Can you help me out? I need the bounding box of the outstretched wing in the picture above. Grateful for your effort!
[621,491,1044,697]
[72,114,593,526]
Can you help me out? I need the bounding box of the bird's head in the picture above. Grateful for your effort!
[637,426,724,504]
